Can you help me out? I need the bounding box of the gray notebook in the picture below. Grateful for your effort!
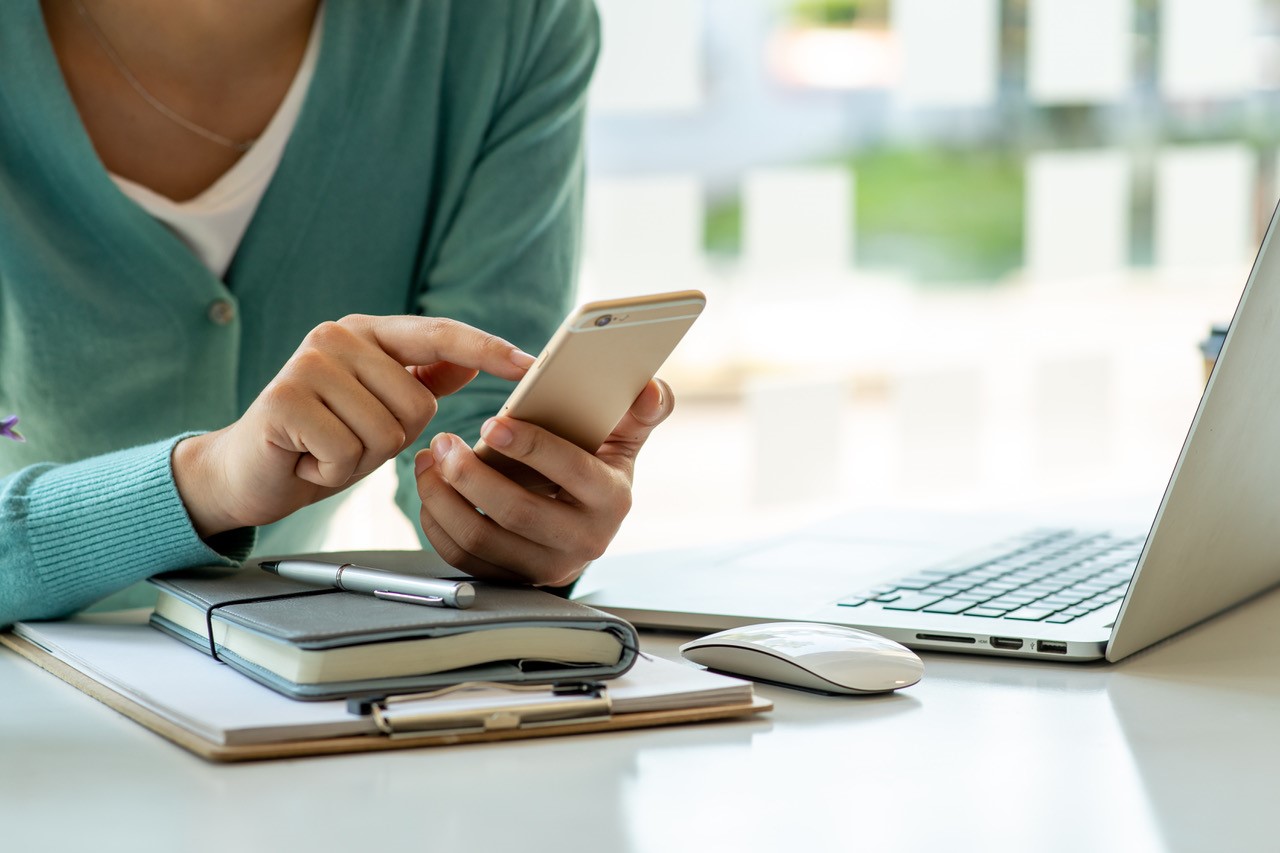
[147,551,639,700]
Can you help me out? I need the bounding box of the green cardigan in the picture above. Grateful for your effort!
[0,0,598,626]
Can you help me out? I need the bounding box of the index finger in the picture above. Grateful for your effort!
[342,315,535,380]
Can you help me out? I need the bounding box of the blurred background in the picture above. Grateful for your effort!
[328,0,1275,556]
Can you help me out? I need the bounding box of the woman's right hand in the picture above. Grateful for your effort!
[172,314,535,539]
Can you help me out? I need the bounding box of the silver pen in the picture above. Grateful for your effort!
[259,560,476,609]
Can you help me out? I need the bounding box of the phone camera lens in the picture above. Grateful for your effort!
[594,315,612,327]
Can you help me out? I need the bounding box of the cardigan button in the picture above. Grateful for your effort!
[207,299,237,326]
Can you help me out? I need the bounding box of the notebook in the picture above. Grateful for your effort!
[148,551,639,700]
[580,203,1280,664]
[1,612,768,762]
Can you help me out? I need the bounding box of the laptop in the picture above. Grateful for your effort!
[578,205,1280,664]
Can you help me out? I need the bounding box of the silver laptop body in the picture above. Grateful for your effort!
[579,205,1280,663]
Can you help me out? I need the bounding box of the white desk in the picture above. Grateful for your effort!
[3,585,1277,853]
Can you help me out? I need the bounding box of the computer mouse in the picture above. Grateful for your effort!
[679,622,923,694]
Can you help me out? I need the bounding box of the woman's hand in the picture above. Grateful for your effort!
[174,315,535,538]
[414,379,675,587]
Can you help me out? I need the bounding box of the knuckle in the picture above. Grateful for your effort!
[407,391,439,430]
[452,515,488,552]
[433,537,469,568]
[561,448,597,486]
[482,332,509,356]
[304,320,347,348]
[287,346,332,377]
[369,429,405,460]
[334,433,364,467]
[418,316,451,339]
[336,313,373,330]
[545,563,586,588]
[613,479,634,518]
[262,378,305,412]
[500,496,541,535]
[572,528,610,563]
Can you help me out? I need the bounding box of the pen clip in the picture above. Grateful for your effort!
[373,589,445,607]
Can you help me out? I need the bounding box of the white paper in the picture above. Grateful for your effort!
[893,0,999,108]
[13,615,751,747]
[1027,0,1132,104]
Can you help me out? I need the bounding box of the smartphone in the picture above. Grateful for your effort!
[475,290,706,493]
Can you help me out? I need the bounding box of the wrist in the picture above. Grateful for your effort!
[172,432,236,539]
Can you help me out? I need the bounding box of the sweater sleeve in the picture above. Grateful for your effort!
[393,0,600,536]
[0,435,256,628]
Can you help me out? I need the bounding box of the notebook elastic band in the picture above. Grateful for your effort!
[204,589,339,661]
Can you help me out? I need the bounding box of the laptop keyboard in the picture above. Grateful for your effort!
[837,529,1142,624]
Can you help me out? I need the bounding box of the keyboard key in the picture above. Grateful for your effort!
[881,593,947,611]
[929,581,976,593]
[923,600,979,614]
[1039,595,1086,609]
[838,528,1136,622]
[1004,607,1058,621]
[892,576,939,590]
[1045,614,1078,623]
[1093,602,1123,624]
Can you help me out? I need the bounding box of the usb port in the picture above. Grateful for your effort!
[989,637,1023,650]
[1036,640,1068,655]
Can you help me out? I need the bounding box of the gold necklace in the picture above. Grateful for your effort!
[71,0,255,153]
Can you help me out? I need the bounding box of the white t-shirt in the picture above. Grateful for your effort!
[110,4,324,278]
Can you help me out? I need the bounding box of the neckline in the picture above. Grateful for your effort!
[109,2,327,210]
[8,0,342,289]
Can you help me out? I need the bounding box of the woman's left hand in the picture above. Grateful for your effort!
[414,379,674,587]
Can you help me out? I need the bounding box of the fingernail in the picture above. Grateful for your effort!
[656,380,666,411]
[432,434,455,464]
[481,417,513,448]
[414,449,434,477]
[510,349,537,369]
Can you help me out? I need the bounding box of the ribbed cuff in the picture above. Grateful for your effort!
[25,434,256,612]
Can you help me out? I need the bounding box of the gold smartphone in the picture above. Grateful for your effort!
[475,290,706,493]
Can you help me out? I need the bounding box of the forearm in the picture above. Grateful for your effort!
[0,435,254,627]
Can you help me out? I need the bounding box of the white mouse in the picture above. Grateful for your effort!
[679,622,924,694]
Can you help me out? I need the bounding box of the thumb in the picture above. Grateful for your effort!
[597,379,674,461]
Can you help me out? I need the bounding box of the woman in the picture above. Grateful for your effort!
[0,0,672,626]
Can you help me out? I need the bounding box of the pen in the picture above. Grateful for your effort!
[259,560,476,609]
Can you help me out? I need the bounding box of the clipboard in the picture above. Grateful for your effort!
[1,629,770,763]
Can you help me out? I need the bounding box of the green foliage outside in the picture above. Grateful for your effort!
[787,0,887,27]
[705,147,1025,284]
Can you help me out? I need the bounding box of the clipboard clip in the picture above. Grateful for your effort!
[347,681,612,739]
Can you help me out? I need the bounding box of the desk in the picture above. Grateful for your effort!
[3,587,1278,853]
